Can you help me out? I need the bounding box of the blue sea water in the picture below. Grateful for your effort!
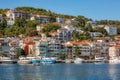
[0,63,120,80]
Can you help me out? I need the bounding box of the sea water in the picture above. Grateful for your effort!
[0,63,120,80]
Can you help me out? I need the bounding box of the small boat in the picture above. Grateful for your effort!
[95,57,106,61]
[41,57,56,64]
[17,57,32,64]
[95,57,106,63]
[32,58,40,65]
[0,57,17,64]
[65,59,73,63]
[74,58,84,64]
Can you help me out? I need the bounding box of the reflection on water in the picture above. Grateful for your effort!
[109,64,120,80]
[0,63,120,80]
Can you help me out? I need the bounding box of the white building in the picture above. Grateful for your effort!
[65,18,79,25]
[109,46,120,58]
[90,32,102,37]
[56,17,65,24]
[104,26,117,35]
[86,21,97,28]
[36,24,46,32]
[36,15,49,24]
[6,10,26,26]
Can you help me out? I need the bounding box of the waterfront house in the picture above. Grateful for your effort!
[9,40,20,55]
[35,39,48,56]
[109,46,120,58]
[48,39,61,56]
[62,41,92,57]
[0,38,11,53]
[35,39,61,57]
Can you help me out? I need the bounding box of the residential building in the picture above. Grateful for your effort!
[63,41,92,56]
[48,40,61,56]
[36,15,49,24]
[104,26,117,35]
[56,17,65,24]
[90,32,102,37]
[86,21,97,28]
[6,10,26,26]
[65,18,79,25]
[35,39,61,56]
[50,27,72,42]
[35,40,48,56]
[36,24,46,32]
[109,46,120,58]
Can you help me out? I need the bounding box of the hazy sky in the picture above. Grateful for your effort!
[0,0,120,20]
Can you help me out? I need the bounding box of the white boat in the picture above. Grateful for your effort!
[109,57,120,64]
[65,59,72,63]
[95,57,106,63]
[74,58,84,64]
[0,57,17,64]
[17,57,32,64]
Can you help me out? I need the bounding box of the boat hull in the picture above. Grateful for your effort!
[32,59,40,64]
[17,60,31,64]
[41,59,56,64]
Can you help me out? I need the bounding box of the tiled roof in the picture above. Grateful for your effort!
[71,41,91,45]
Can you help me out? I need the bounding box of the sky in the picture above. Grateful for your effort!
[0,0,120,20]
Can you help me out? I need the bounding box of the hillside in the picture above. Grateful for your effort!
[0,6,120,38]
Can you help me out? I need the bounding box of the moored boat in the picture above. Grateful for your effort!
[109,57,120,64]
[32,58,40,65]
[0,57,17,64]
[17,57,32,64]
[65,59,73,63]
[74,58,84,64]
[41,57,56,64]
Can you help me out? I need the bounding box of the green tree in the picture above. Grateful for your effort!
[74,45,79,57]
[0,18,7,30]
[16,49,26,58]
[59,53,66,60]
